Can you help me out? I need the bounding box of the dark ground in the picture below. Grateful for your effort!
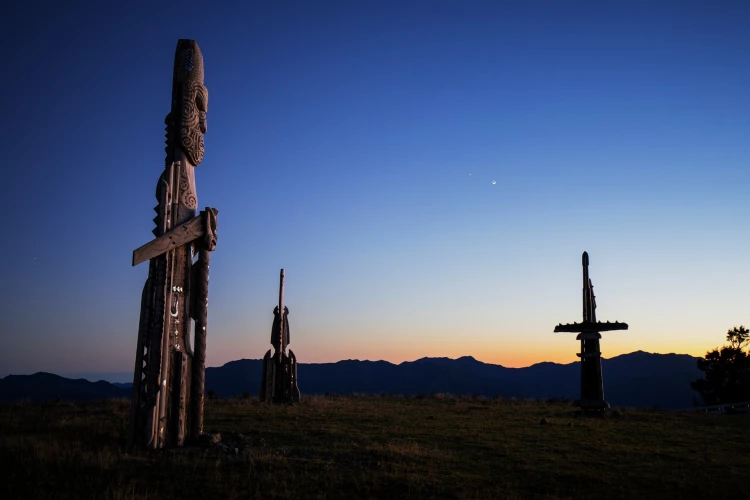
[2,395,748,499]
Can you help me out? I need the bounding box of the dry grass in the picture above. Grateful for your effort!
[1,395,748,499]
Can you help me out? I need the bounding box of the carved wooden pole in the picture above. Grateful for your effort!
[259,269,301,404]
[278,269,285,363]
[554,252,628,411]
[129,39,218,449]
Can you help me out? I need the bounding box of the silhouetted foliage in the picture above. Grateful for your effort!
[207,389,218,400]
[691,326,750,405]
[726,325,750,350]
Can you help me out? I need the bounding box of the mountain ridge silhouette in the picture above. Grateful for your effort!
[0,351,701,409]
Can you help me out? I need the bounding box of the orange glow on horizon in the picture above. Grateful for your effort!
[206,343,712,370]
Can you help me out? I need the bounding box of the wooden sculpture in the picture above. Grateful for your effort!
[128,39,218,448]
[555,252,628,410]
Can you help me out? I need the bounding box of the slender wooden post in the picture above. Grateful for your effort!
[190,209,216,440]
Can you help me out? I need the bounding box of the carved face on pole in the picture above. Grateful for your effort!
[181,79,208,165]
[167,40,208,167]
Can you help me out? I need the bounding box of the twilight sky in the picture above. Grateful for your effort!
[2,1,748,380]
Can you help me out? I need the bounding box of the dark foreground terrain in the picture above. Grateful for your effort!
[2,395,748,499]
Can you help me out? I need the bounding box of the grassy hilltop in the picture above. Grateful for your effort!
[1,395,748,499]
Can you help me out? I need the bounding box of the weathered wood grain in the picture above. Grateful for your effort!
[132,214,203,266]
[190,249,210,438]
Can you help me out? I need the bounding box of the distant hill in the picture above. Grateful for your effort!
[0,373,130,402]
[1,352,703,409]
[204,351,702,409]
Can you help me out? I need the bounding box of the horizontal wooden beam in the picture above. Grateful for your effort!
[554,321,629,333]
[132,214,203,266]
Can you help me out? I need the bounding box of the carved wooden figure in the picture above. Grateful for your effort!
[259,269,301,403]
[554,252,628,410]
[128,39,218,449]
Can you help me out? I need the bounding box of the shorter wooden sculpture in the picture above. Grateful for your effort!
[259,269,301,403]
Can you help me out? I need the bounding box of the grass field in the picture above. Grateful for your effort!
[1,395,748,499]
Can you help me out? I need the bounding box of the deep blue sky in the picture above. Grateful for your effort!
[2,1,748,380]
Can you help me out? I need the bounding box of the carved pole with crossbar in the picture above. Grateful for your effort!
[128,39,218,449]
[554,252,628,411]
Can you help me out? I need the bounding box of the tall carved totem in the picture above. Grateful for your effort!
[128,40,218,448]
[554,252,628,410]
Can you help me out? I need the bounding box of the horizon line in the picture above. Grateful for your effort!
[2,349,698,383]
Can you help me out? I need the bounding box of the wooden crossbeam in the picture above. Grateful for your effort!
[132,214,203,266]
[554,321,629,333]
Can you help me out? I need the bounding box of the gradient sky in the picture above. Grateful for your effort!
[2,1,748,380]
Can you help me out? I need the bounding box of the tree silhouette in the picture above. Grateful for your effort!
[691,326,750,405]
[725,326,749,350]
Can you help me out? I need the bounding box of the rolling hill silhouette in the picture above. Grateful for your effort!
[0,373,131,402]
[1,352,702,409]
[204,351,700,409]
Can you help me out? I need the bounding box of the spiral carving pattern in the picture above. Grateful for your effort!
[180,80,208,166]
